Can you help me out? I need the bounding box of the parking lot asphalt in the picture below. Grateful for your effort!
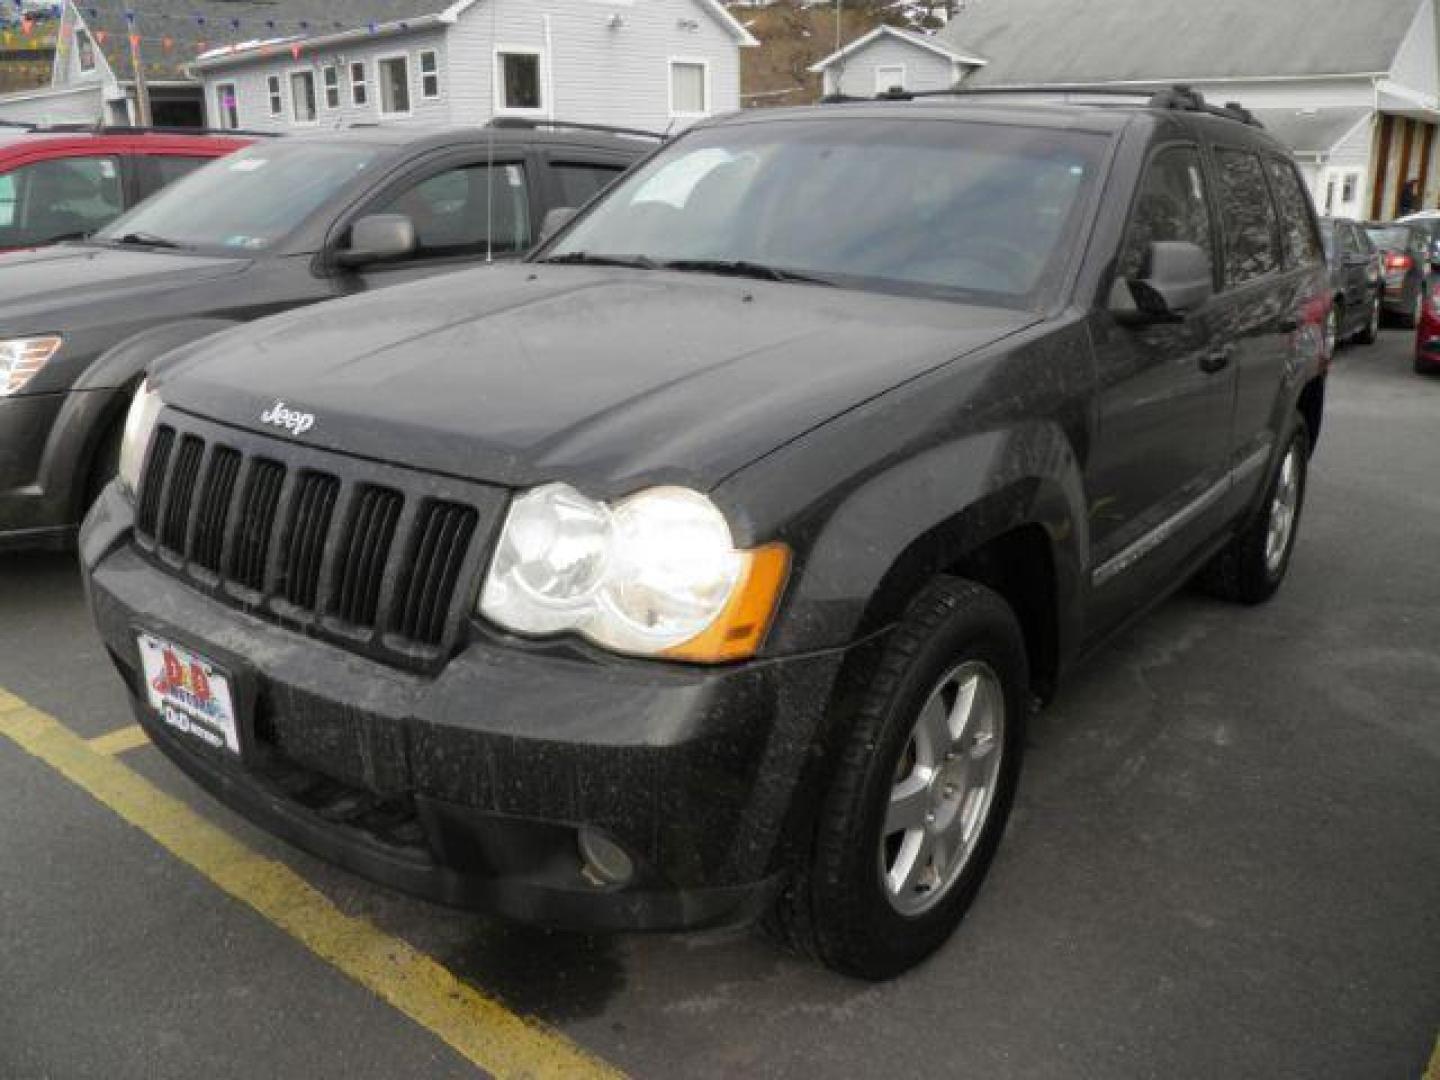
[2,329,1438,1080]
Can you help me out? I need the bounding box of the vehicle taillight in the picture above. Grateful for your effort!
[1386,253,1413,272]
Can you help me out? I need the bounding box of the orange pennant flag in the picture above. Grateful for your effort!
[95,29,107,45]
[20,17,33,36]
[162,36,173,52]
[129,33,140,49]
[290,43,303,60]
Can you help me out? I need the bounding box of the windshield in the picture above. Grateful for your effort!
[1365,226,1410,250]
[95,141,384,251]
[544,119,1106,305]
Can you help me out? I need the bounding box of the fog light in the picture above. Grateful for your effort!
[577,827,634,887]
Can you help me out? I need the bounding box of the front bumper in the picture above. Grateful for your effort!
[81,487,850,931]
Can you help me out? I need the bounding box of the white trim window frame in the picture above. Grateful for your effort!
[349,60,369,108]
[75,28,96,74]
[266,74,284,118]
[494,45,546,117]
[214,81,239,129]
[322,64,340,110]
[874,63,906,94]
[419,49,441,100]
[668,57,710,120]
[376,52,413,118]
[288,67,319,126]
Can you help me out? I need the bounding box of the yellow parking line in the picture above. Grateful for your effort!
[1425,1031,1440,1080]
[86,724,150,757]
[0,689,623,1080]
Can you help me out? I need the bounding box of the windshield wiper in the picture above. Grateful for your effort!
[661,259,836,287]
[539,251,659,270]
[110,231,185,250]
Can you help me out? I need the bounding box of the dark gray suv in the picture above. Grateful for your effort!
[81,90,1330,978]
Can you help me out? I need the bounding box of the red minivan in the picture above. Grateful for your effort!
[0,126,251,252]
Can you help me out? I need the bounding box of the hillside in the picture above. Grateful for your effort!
[731,1,954,107]
[0,20,56,95]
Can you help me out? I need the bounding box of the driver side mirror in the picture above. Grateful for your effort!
[1111,241,1214,323]
[539,206,578,243]
[335,213,416,269]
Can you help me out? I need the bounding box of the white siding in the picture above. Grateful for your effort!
[1389,0,1439,99]
[823,35,958,99]
[0,85,104,125]
[200,27,453,132]
[447,0,742,132]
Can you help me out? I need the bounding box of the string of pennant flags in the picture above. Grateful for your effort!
[0,1,427,58]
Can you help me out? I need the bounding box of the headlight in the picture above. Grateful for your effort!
[480,483,789,662]
[0,336,63,396]
[117,379,164,497]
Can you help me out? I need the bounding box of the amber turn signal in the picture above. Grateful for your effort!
[664,543,792,663]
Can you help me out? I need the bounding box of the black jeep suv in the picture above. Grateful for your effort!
[81,91,1330,979]
[0,121,648,551]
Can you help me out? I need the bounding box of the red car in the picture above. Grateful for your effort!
[0,125,251,252]
[1415,278,1440,373]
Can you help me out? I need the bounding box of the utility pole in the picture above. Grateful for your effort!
[835,0,842,53]
[128,29,152,126]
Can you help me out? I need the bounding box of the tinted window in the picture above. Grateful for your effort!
[553,163,625,208]
[1366,226,1410,250]
[550,120,1105,305]
[97,142,382,251]
[0,156,123,247]
[373,162,531,257]
[1265,159,1322,268]
[147,155,212,189]
[1214,149,1280,285]
[1118,146,1213,281]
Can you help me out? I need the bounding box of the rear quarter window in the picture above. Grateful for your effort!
[1214,148,1280,286]
[1264,158,1323,268]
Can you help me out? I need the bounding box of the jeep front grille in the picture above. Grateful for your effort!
[134,418,505,666]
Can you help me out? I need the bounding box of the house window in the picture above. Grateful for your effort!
[497,49,543,112]
[350,62,369,107]
[420,50,440,99]
[322,66,340,110]
[670,60,708,116]
[215,82,239,129]
[75,29,95,73]
[1342,173,1357,203]
[267,75,283,117]
[378,55,411,116]
[875,65,906,94]
[290,70,318,123]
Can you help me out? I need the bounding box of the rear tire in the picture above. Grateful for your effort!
[1198,424,1309,605]
[768,578,1028,980]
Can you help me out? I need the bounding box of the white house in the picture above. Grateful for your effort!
[808,24,986,99]
[194,0,757,136]
[938,0,1440,221]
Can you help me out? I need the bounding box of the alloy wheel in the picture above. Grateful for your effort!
[880,660,1005,917]
[1265,445,1302,575]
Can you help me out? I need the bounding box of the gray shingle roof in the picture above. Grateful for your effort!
[941,0,1425,85]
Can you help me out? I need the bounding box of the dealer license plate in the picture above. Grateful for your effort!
[137,633,240,756]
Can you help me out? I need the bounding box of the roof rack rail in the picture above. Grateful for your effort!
[485,117,667,141]
[827,83,1265,129]
[25,122,281,138]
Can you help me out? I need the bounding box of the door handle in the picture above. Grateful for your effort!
[1200,346,1233,374]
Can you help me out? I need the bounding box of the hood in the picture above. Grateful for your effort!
[159,264,1035,494]
[0,244,247,329]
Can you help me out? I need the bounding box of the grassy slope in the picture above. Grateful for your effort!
[734,3,904,108]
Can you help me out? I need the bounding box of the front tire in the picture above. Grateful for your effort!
[1198,424,1310,605]
[771,578,1028,980]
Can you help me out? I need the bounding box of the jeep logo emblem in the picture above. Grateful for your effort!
[260,401,316,437]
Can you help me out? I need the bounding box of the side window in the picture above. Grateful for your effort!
[1264,158,1323,268]
[0,173,15,228]
[1117,146,1214,282]
[552,163,626,208]
[1214,149,1280,285]
[0,156,123,247]
[370,162,532,258]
